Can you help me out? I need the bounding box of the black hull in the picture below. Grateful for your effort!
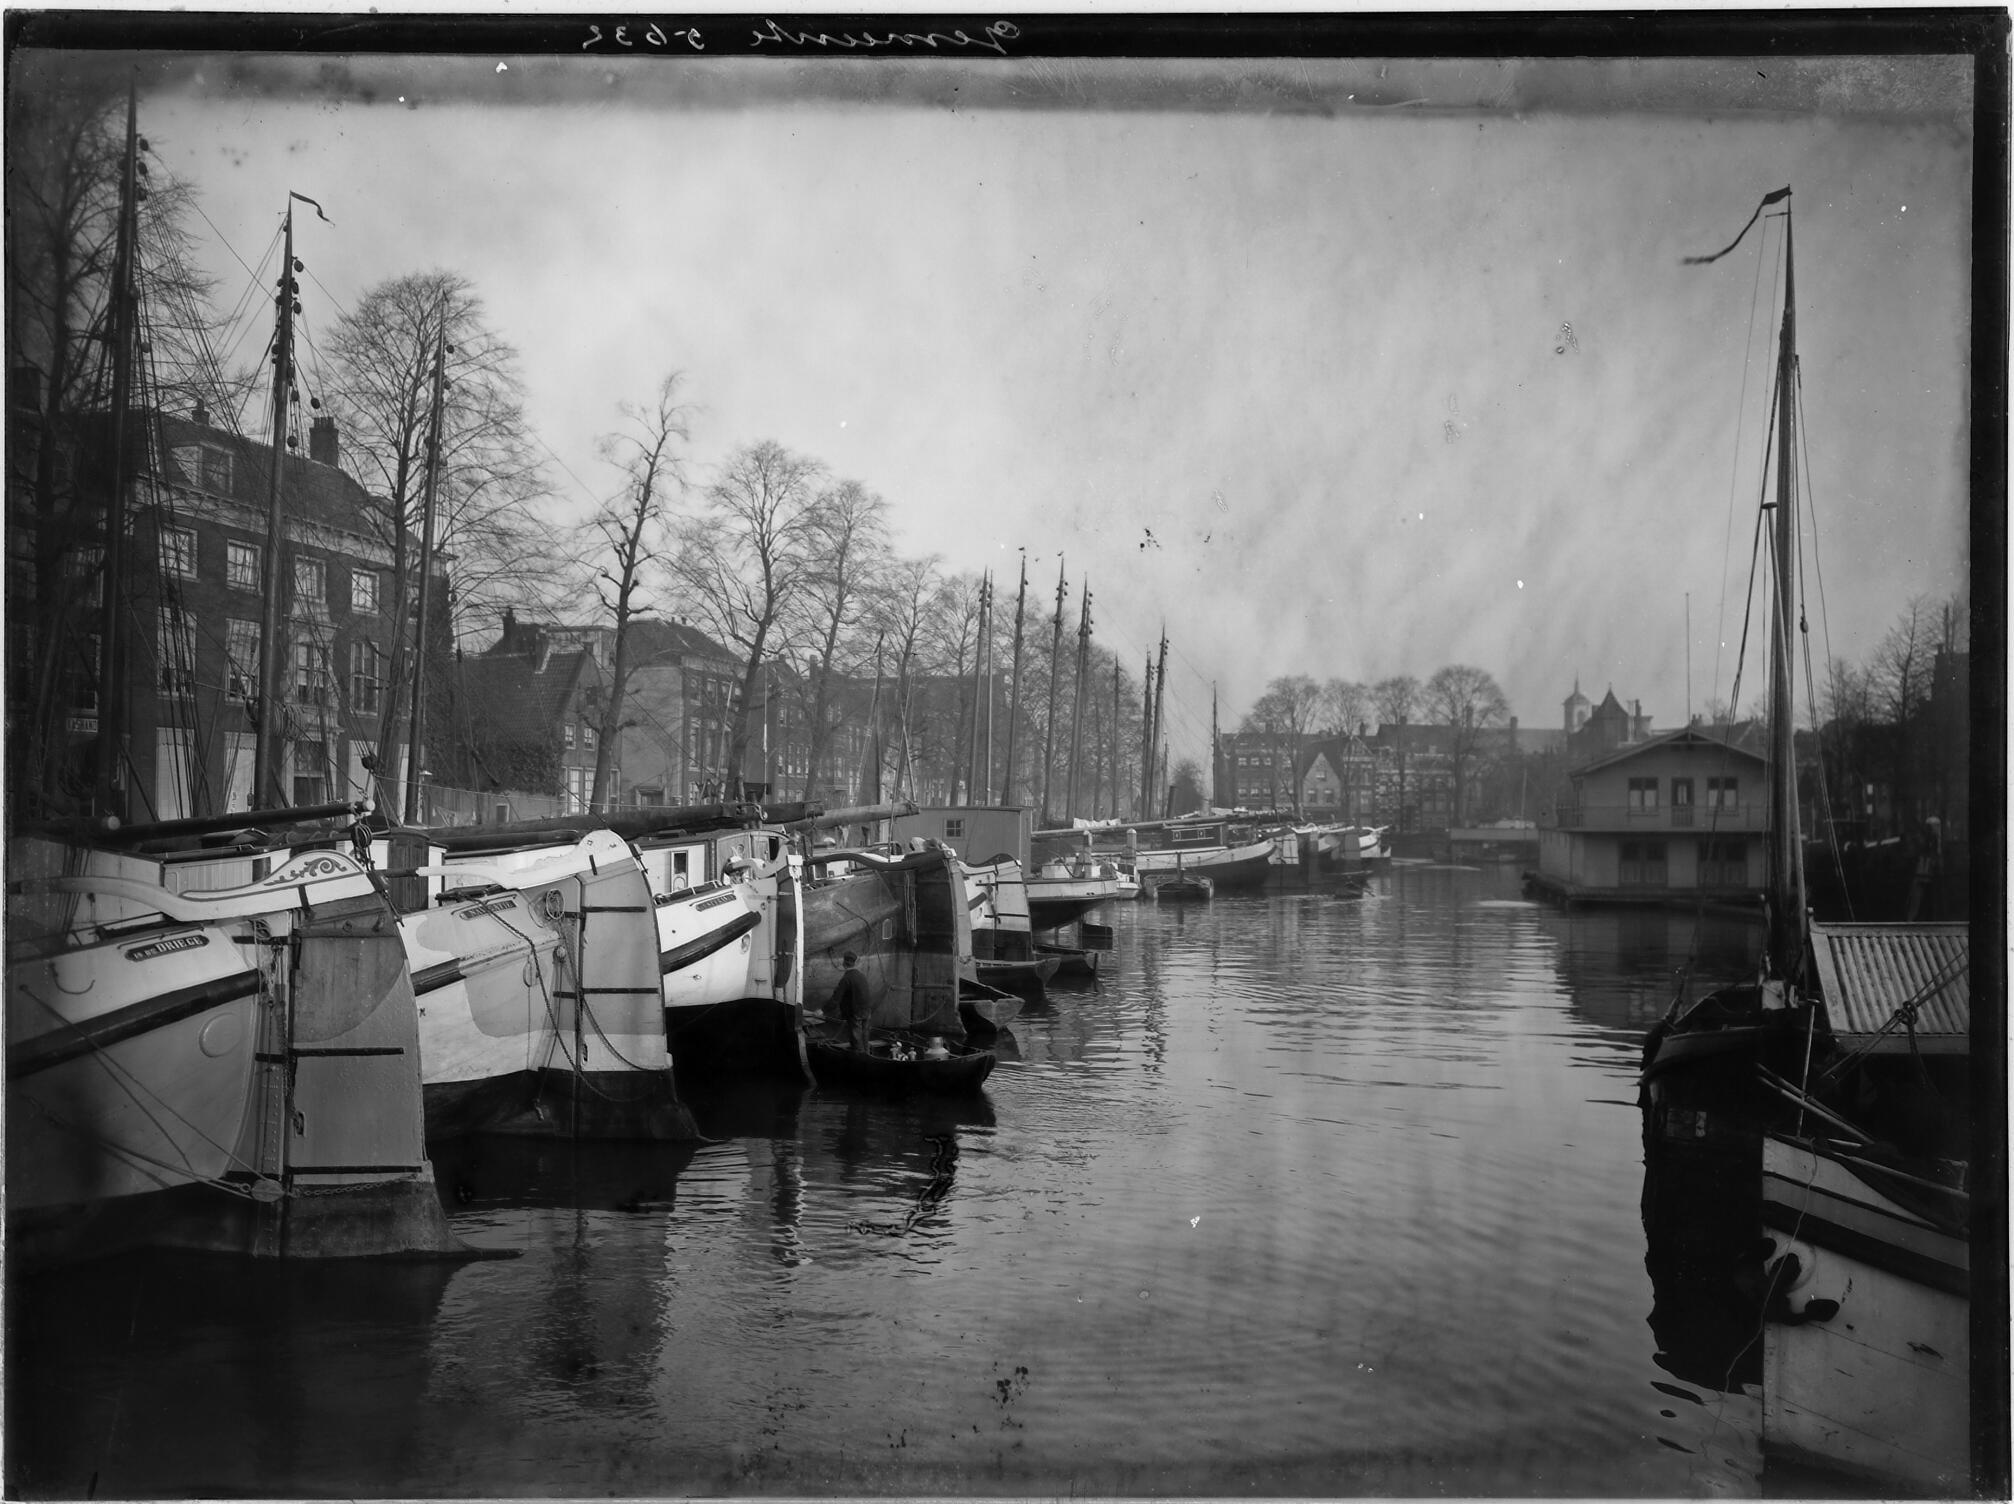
[665,997,810,1087]
[1028,895,1107,927]
[7,1171,475,1273]
[423,1067,699,1141]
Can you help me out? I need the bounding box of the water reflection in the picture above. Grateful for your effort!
[8,864,1792,1497]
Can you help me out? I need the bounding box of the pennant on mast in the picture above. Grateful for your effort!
[1680,185,1790,265]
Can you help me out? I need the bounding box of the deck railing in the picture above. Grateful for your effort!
[1549,802,1765,832]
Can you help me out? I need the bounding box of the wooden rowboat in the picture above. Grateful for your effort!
[805,1026,995,1095]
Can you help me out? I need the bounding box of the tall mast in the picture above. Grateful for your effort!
[1211,683,1219,810]
[92,86,141,818]
[252,201,301,809]
[980,570,994,802]
[968,570,991,803]
[1767,196,1802,975]
[1109,660,1121,820]
[403,320,448,824]
[1149,630,1168,818]
[863,633,885,803]
[1064,581,1092,822]
[1003,551,1027,805]
[1039,558,1065,826]
[1139,654,1155,818]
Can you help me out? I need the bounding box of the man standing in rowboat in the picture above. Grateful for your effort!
[831,952,872,1052]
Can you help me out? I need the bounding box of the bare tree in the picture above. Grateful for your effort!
[1426,664,1511,824]
[667,440,824,797]
[1867,594,1938,832]
[1321,678,1373,739]
[580,372,692,811]
[1242,674,1325,815]
[322,271,553,788]
[866,553,945,802]
[777,478,890,800]
[1372,674,1423,830]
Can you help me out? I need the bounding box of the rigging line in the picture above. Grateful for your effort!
[1714,213,1785,714]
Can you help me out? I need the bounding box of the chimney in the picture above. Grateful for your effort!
[309,414,339,467]
[192,397,209,427]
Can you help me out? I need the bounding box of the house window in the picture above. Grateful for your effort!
[1670,778,1694,827]
[563,723,576,749]
[227,541,261,592]
[73,633,101,714]
[293,558,326,605]
[1707,776,1740,808]
[293,640,330,705]
[564,765,588,813]
[200,446,232,493]
[1699,839,1746,888]
[1619,839,1667,887]
[225,618,260,701]
[157,606,196,695]
[350,640,382,714]
[351,569,379,615]
[161,526,197,578]
[68,546,103,609]
[1627,777,1660,810]
[292,739,328,805]
[584,723,597,749]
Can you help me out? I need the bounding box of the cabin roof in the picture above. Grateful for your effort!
[1811,921,1970,1054]
[1573,724,1768,778]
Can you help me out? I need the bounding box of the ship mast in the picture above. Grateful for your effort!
[91,85,141,819]
[1003,552,1027,805]
[404,320,448,824]
[1766,195,1804,978]
[1064,580,1091,822]
[252,202,301,809]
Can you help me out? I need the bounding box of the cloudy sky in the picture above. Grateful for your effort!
[42,39,1977,770]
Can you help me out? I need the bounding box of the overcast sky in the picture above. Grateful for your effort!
[58,44,1976,770]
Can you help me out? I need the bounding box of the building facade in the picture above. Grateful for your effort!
[1535,727,1769,905]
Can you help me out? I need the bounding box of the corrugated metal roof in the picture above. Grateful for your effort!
[1811,922,1970,1054]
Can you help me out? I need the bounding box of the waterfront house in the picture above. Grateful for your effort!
[1535,726,1769,906]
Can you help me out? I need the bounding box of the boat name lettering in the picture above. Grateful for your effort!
[456,897,521,921]
[125,933,211,962]
[746,17,1016,53]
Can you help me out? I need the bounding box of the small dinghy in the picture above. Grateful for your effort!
[805,1025,995,1095]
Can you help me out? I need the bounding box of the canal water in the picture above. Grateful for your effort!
[9,862,1782,1498]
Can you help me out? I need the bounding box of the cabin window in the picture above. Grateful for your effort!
[293,558,326,605]
[227,541,261,592]
[225,618,259,701]
[946,817,965,839]
[671,850,690,888]
[349,639,382,714]
[161,526,197,578]
[1669,778,1694,826]
[157,606,196,695]
[1707,776,1740,808]
[292,640,330,706]
[351,569,379,615]
[1699,838,1746,887]
[1626,777,1659,810]
[1619,839,1667,887]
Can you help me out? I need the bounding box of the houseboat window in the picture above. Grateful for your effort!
[227,541,260,592]
[1626,777,1659,809]
[1706,776,1740,807]
[1670,778,1693,805]
[1619,839,1667,886]
[946,817,965,839]
[161,526,197,578]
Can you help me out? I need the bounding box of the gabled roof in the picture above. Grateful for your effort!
[156,414,383,537]
[460,646,598,740]
[625,617,738,666]
[1573,724,1768,778]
